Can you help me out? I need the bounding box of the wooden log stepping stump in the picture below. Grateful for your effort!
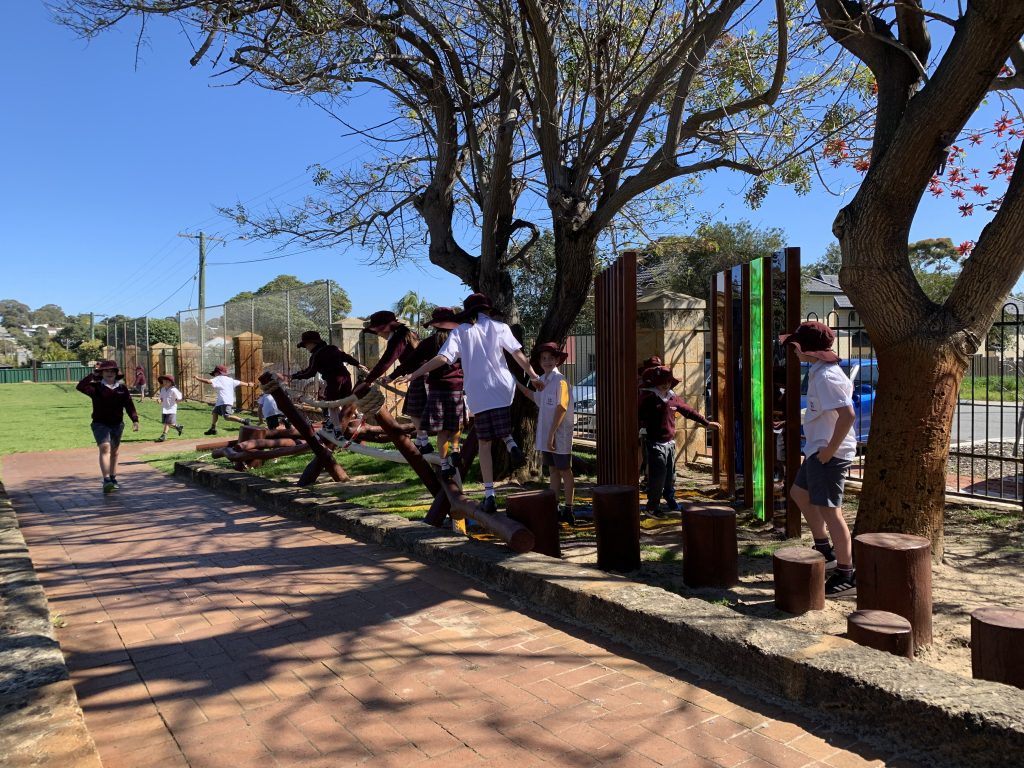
[772,547,825,614]
[237,425,267,443]
[848,609,914,659]
[506,490,560,558]
[971,607,1024,688]
[680,502,738,588]
[855,532,932,648]
[593,485,640,572]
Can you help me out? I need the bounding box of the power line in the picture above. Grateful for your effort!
[140,272,198,317]
[206,253,290,265]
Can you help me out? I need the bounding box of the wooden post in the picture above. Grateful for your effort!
[772,547,825,614]
[233,332,264,411]
[258,372,347,483]
[373,408,441,497]
[424,428,479,527]
[506,490,560,558]
[593,485,640,572]
[848,609,914,659]
[971,607,1024,688]
[855,532,932,648]
[681,502,738,588]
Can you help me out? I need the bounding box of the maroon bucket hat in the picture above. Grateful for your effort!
[363,310,400,334]
[157,374,176,386]
[780,321,840,364]
[297,330,325,348]
[642,365,680,388]
[94,359,125,379]
[423,306,460,330]
[455,293,493,322]
[209,365,229,376]
[534,341,569,364]
[637,355,663,375]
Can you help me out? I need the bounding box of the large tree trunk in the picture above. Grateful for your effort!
[537,228,598,344]
[854,337,966,559]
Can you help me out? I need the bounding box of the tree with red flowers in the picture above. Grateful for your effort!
[816,0,1024,555]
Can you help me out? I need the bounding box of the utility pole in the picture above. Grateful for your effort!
[178,232,224,372]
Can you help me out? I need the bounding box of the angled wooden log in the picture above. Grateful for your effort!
[373,408,442,497]
[236,438,300,451]
[437,475,534,553]
[258,372,347,483]
[219,444,312,462]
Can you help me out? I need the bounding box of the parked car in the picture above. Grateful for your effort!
[571,370,597,434]
[800,358,878,447]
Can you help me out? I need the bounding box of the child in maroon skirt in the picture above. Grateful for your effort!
[416,307,465,480]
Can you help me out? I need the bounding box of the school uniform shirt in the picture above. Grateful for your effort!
[438,313,521,413]
[258,393,284,418]
[291,342,360,398]
[804,361,857,460]
[76,374,139,427]
[534,368,573,455]
[638,388,709,444]
[158,386,183,415]
[210,375,242,407]
[354,325,420,398]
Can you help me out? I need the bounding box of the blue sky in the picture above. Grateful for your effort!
[2,2,1019,322]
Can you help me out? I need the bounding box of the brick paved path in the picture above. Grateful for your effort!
[2,446,905,768]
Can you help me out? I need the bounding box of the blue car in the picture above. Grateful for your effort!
[800,358,878,447]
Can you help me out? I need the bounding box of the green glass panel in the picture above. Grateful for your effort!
[749,258,767,521]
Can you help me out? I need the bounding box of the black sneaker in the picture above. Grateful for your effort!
[664,498,679,512]
[154,435,167,443]
[440,463,457,481]
[559,507,576,526]
[243,419,252,426]
[646,507,668,520]
[418,442,435,455]
[204,428,217,436]
[813,544,838,572]
[481,496,497,516]
[509,445,525,469]
[825,570,856,597]
[175,425,184,436]
[102,479,115,494]
[109,477,120,490]
[449,451,461,471]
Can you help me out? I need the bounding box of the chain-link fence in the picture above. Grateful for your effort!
[177,281,335,404]
[106,318,152,395]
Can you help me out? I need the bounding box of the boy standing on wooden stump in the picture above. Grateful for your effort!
[396,293,544,515]
[781,321,858,597]
[638,365,720,518]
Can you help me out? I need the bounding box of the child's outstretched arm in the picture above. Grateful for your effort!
[817,405,855,463]
[393,354,447,384]
[515,380,537,401]
[509,349,544,390]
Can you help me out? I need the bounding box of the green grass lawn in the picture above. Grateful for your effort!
[0,382,249,456]
[960,376,1024,402]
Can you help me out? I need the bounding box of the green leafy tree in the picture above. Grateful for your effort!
[392,292,432,328]
[0,300,31,328]
[41,341,76,361]
[76,339,104,365]
[30,304,67,326]
[801,243,844,282]
[147,318,180,346]
[646,221,786,303]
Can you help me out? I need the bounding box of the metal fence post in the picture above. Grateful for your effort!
[326,279,333,344]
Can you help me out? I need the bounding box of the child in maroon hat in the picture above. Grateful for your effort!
[77,360,140,493]
[290,330,367,444]
[195,365,254,435]
[395,293,544,515]
[781,321,857,597]
[154,374,184,442]
[638,366,720,518]
[415,307,465,479]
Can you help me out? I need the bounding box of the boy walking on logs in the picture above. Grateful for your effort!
[396,293,544,515]
[154,374,184,442]
[516,342,576,525]
[77,360,140,493]
[781,321,858,597]
[195,365,253,435]
[290,330,367,444]
[638,365,720,519]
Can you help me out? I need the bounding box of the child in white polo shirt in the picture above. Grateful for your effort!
[154,374,184,442]
[782,321,858,597]
[395,293,544,515]
[194,365,253,435]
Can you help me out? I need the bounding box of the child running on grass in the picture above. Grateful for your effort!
[77,360,139,493]
[194,365,253,435]
[781,321,858,597]
[516,342,576,525]
[638,365,720,518]
[154,374,184,442]
[395,293,544,515]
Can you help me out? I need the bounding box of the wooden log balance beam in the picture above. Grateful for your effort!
[212,443,312,462]
[258,372,348,483]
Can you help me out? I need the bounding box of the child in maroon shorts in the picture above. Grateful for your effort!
[395,293,543,515]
